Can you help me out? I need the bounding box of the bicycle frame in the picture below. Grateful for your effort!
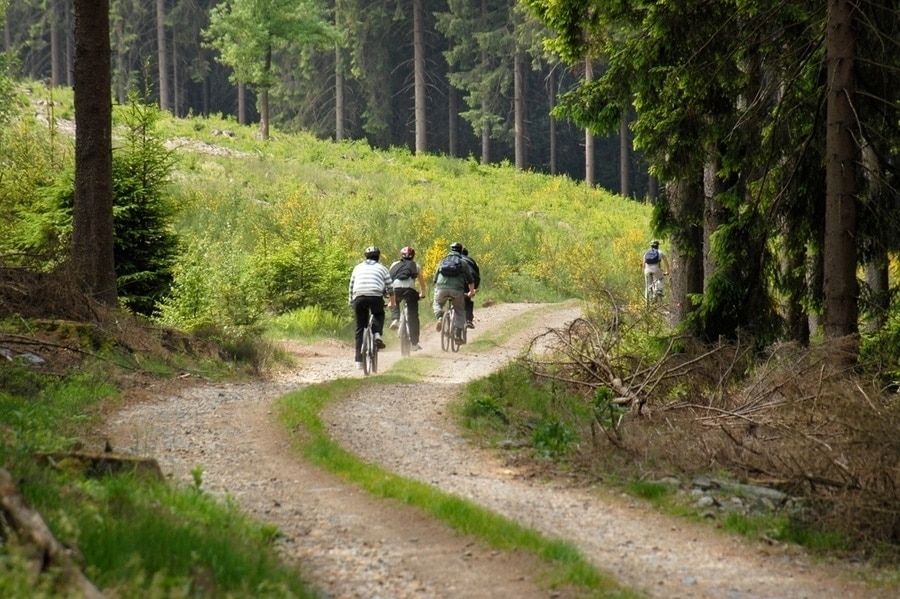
[398,303,411,357]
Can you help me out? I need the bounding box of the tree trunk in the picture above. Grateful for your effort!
[667,178,704,327]
[50,0,61,86]
[156,0,169,112]
[114,18,126,104]
[584,60,594,187]
[335,46,344,141]
[73,0,117,307]
[448,83,458,157]
[702,149,724,290]
[619,110,629,197]
[238,82,246,125]
[548,69,557,175]
[259,45,272,139]
[823,0,859,339]
[413,0,426,154]
[514,51,525,170]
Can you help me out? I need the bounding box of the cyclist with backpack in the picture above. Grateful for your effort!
[349,245,394,369]
[461,246,480,329]
[388,246,427,351]
[432,241,476,343]
[642,239,670,298]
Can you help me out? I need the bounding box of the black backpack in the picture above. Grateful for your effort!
[644,248,660,265]
[438,254,463,277]
[391,260,417,281]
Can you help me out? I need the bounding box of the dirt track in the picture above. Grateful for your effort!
[104,302,892,598]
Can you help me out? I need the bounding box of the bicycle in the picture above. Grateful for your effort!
[645,272,665,305]
[439,297,466,353]
[360,313,379,375]
[397,302,411,357]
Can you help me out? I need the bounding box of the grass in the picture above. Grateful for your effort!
[274,376,639,598]
[0,355,313,598]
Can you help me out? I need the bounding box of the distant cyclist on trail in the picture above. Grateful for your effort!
[432,241,476,344]
[388,246,427,351]
[349,246,394,369]
[642,239,670,297]
[460,246,480,329]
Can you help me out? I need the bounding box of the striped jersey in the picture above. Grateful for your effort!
[349,259,392,302]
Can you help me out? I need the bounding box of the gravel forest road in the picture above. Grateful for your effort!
[104,302,891,598]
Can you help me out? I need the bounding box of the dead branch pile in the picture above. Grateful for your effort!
[522,317,900,548]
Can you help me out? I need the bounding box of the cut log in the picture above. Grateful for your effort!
[0,468,104,599]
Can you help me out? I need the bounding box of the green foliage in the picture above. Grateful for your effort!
[204,0,335,90]
[592,385,626,431]
[532,417,577,458]
[110,94,179,316]
[265,305,350,340]
[624,480,673,503]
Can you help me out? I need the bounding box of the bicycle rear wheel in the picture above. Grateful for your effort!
[399,306,411,357]
[361,327,373,375]
[440,308,452,352]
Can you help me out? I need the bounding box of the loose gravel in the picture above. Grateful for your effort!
[104,303,891,598]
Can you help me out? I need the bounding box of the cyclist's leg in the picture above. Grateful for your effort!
[451,291,466,338]
[464,295,475,327]
[368,297,386,348]
[434,288,449,330]
[352,299,368,363]
[405,291,421,345]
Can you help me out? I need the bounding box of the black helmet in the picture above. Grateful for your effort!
[364,245,381,261]
[400,246,415,259]
[650,240,659,249]
[450,241,463,253]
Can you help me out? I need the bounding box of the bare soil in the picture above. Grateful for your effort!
[103,303,894,598]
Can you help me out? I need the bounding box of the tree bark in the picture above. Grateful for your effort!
[667,178,704,327]
[156,0,170,112]
[823,0,859,339]
[584,60,594,187]
[73,0,117,307]
[619,110,629,197]
[448,83,458,157]
[413,0,426,154]
[335,46,344,141]
[514,51,525,170]
[548,69,557,175]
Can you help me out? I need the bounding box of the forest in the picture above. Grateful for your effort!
[2,0,899,357]
[2,0,653,195]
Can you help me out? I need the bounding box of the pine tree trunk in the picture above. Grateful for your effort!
[413,0,426,154]
[619,110,629,197]
[823,0,859,339]
[73,0,117,307]
[514,52,525,170]
[156,0,169,112]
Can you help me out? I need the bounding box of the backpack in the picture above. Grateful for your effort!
[391,260,416,281]
[438,253,463,277]
[644,248,660,265]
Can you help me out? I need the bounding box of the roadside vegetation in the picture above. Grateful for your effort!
[1,82,645,596]
[2,78,898,596]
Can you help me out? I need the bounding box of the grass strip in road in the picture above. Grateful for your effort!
[275,374,641,599]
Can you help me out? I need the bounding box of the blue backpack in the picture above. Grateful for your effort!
[644,248,660,265]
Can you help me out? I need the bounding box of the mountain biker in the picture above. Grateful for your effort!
[432,241,475,343]
[642,239,670,297]
[461,246,480,329]
[349,245,394,369]
[388,246,427,351]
